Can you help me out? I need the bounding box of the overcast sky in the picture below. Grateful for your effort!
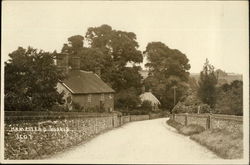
[2,1,248,74]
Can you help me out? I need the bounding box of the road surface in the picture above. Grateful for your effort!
[49,118,221,164]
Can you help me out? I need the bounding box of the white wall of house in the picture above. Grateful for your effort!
[57,82,73,110]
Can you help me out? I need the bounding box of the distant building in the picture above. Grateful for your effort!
[140,90,161,111]
[56,53,115,112]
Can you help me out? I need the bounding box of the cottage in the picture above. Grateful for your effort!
[56,53,115,112]
[140,91,161,111]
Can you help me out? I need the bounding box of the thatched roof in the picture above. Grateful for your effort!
[140,92,161,105]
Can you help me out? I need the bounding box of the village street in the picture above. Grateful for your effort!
[49,118,222,163]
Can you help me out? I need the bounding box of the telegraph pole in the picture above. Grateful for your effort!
[173,86,177,107]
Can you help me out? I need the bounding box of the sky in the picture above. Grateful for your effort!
[2,1,249,74]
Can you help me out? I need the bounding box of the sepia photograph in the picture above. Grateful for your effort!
[1,0,249,164]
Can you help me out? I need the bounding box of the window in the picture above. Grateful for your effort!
[101,94,105,101]
[87,94,92,103]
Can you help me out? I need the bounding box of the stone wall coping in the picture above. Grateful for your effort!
[174,113,243,122]
[211,115,243,122]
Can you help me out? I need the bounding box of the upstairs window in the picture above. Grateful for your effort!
[87,94,92,103]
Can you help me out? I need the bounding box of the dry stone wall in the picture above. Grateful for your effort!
[130,115,149,121]
[210,115,243,134]
[4,112,164,160]
[173,113,243,132]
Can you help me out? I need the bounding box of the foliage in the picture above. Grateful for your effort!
[62,35,84,54]
[4,47,65,111]
[167,119,184,130]
[197,59,218,109]
[144,42,190,111]
[215,80,243,115]
[172,90,211,114]
[114,87,141,109]
[179,124,205,136]
[215,69,228,77]
[62,25,144,110]
[85,24,143,66]
[188,77,199,91]
[191,128,243,159]
[141,100,153,112]
[84,24,143,92]
[71,102,84,112]
[51,104,69,112]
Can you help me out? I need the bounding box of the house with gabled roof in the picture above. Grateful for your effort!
[56,53,115,112]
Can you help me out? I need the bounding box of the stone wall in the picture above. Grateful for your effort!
[210,115,243,134]
[174,114,186,125]
[121,115,130,124]
[186,114,208,129]
[173,113,243,131]
[149,113,162,119]
[130,115,149,121]
[5,113,115,160]
[4,111,163,160]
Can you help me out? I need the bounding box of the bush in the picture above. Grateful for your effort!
[179,124,205,135]
[114,87,141,109]
[167,119,205,135]
[141,100,153,112]
[51,104,68,112]
[167,119,184,130]
[71,102,84,112]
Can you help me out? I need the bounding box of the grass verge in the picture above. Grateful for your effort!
[166,119,243,159]
[166,119,205,135]
[190,129,243,159]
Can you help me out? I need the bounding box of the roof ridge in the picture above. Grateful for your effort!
[80,70,93,73]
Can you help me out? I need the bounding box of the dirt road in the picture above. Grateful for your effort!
[49,118,221,163]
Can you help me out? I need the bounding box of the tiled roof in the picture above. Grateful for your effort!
[61,70,115,94]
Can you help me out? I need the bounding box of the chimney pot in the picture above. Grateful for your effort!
[56,53,69,74]
[70,56,80,70]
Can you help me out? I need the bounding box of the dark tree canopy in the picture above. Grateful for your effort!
[85,24,143,67]
[62,35,84,54]
[5,47,65,111]
[144,42,190,111]
[198,59,218,109]
[215,80,243,115]
[61,25,144,109]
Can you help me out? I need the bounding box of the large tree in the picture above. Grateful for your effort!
[61,25,144,109]
[197,59,218,109]
[215,80,243,115]
[144,42,190,111]
[5,47,65,111]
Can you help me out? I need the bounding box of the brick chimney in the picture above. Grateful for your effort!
[56,53,69,74]
[70,56,80,70]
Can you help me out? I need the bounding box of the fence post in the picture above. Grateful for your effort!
[112,116,114,128]
[185,113,188,126]
[206,114,211,129]
[173,113,175,120]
